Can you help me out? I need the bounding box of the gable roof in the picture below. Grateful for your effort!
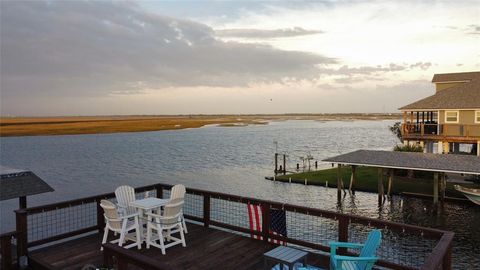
[323,150,480,175]
[399,78,480,110]
[432,71,480,83]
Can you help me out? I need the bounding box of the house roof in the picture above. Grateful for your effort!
[432,71,480,83]
[0,166,54,200]
[322,150,480,175]
[399,78,480,110]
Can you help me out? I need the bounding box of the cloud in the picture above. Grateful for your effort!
[317,62,432,77]
[409,62,432,70]
[215,27,323,38]
[466,24,480,35]
[0,1,335,99]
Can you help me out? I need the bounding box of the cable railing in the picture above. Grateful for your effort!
[14,182,453,270]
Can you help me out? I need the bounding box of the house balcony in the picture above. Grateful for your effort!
[401,123,480,143]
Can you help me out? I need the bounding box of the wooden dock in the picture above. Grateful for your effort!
[28,223,328,270]
[1,182,454,270]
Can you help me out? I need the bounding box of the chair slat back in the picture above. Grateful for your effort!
[115,185,136,215]
[100,200,121,230]
[162,199,184,224]
[358,229,382,269]
[170,184,186,200]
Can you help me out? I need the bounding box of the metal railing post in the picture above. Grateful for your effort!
[203,194,210,228]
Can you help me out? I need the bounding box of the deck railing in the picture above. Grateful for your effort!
[14,183,454,270]
[402,123,480,139]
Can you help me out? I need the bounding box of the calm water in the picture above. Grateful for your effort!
[1,120,479,268]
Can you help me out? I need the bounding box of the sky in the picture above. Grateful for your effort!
[1,1,479,116]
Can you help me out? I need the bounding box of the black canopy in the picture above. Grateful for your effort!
[1,166,54,201]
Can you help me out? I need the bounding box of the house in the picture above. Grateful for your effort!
[399,71,480,155]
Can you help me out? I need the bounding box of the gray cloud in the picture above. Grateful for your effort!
[319,62,432,77]
[409,62,432,70]
[0,1,334,99]
[466,24,480,35]
[215,27,323,38]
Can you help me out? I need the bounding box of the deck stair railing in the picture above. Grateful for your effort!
[14,183,453,270]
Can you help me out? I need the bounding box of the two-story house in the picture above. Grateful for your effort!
[399,71,480,155]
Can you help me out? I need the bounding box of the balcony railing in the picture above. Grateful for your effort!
[12,182,454,270]
[402,123,480,139]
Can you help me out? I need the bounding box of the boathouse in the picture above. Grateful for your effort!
[323,149,480,204]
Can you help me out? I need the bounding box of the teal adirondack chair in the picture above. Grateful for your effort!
[329,229,382,270]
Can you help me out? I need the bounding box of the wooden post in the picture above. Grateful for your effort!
[203,194,211,228]
[1,233,13,270]
[378,168,384,205]
[283,154,286,175]
[440,173,446,202]
[443,242,452,270]
[96,199,105,232]
[337,164,342,202]
[433,172,439,204]
[155,186,163,198]
[387,169,393,197]
[337,216,349,255]
[103,246,114,268]
[15,209,28,259]
[274,153,278,174]
[261,203,270,243]
[117,257,128,270]
[19,196,27,209]
[348,165,356,193]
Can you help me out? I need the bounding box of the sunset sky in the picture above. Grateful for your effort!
[1,1,479,116]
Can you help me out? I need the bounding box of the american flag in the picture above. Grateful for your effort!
[247,203,287,245]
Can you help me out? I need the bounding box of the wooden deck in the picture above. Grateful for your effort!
[28,223,329,270]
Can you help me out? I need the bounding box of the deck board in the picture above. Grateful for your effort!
[28,223,329,270]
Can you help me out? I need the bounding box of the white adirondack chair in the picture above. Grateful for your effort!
[145,198,186,255]
[170,184,188,233]
[100,200,141,250]
[115,185,137,216]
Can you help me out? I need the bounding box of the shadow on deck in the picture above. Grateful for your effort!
[28,223,329,270]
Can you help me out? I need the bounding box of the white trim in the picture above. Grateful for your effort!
[475,111,480,124]
[433,80,470,84]
[400,108,480,111]
[444,110,459,123]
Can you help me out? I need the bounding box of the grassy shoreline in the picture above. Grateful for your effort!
[274,167,479,199]
[0,113,400,137]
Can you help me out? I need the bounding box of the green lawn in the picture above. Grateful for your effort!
[275,167,478,198]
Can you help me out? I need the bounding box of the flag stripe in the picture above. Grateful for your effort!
[246,203,286,245]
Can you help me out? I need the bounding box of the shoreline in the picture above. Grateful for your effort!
[0,113,401,137]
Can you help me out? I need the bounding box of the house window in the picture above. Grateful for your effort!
[475,111,480,123]
[445,111,459,123]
